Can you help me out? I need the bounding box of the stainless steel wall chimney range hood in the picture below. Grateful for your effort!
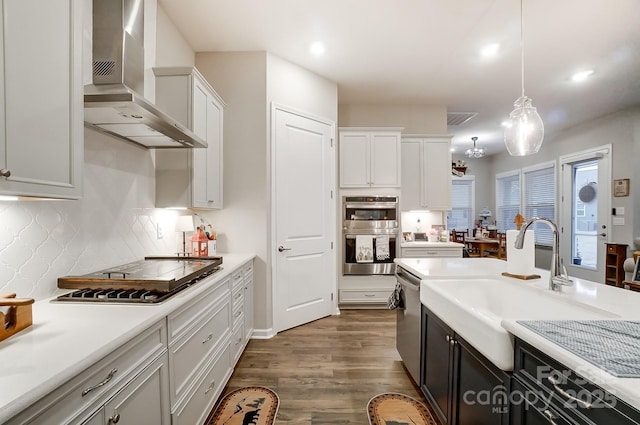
[84,0,206,149]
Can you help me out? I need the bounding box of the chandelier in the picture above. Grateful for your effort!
[503,0,544,156]
[465,137,485,158]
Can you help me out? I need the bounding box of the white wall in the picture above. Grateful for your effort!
[156,5,195,68]
[193,51,269,332]
[194,51,338,334]
[0,130,177,300]
[338,104,447,134]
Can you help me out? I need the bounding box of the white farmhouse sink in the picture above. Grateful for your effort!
[420,277,620,371]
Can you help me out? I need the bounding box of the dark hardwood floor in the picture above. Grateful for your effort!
[218,309,431,424]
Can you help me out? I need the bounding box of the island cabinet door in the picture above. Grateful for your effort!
[421,305,454,424]
[452,337,510,425]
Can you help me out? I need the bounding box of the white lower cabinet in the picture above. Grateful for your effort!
[8,259,255,425]
[170,344,231,425]
[81,352,171,425]
[7,321,168,425]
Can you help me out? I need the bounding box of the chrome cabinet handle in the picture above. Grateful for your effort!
[278,246,291,252]
[0,168,10,178]
[547,375,592,409]
[542,409,558,425]
[82,368,117,397]
[205,380,215,394]
[108,412,121,424]
[202,333,213,344]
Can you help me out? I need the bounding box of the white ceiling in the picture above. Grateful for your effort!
[158,0,640,156]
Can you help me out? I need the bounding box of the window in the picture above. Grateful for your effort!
[522,162,556,246]
[496,171,520,232]
[495,162,556,246]
[447,177,475,232]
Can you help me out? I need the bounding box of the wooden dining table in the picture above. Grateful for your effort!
[465,237,499,257]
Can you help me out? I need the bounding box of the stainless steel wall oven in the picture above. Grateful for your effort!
[343,196,399,275]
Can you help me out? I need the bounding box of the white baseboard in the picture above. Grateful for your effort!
[249,327,276,339]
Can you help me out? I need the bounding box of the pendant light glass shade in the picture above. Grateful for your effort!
[504,0,544,156]
[504,95,544,156]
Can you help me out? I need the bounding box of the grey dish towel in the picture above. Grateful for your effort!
[387,282,403,310]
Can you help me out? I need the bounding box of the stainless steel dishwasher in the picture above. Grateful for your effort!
[395,265,421,385]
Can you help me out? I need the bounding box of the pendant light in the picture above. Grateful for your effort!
[504,0,544,156]
[465,136,486,158]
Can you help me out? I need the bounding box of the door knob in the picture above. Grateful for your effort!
[278,246,291,252]
[0,168,10,177]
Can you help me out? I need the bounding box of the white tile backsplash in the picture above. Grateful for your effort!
[0,130,177,300]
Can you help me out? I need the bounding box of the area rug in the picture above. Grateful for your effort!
[204,386,279,425]
[367,392,437,425]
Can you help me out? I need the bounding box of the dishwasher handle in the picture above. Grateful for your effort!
[396,267,421,290]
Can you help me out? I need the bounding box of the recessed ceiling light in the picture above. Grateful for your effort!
[309,41,325,56]
[480,43,499,57]
[571,69,594,82]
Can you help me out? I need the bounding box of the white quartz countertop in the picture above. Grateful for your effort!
[395,257,640,410]
[0,253,255,424]
[400,241,464,248]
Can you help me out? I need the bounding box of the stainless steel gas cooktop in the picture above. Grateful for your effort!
[56,256,223,304]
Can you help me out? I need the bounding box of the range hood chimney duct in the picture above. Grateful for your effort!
[84,0,206,149]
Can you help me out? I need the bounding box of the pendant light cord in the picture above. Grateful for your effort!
[520,0,525,98]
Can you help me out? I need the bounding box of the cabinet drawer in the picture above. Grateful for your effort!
[171,344,231,425]
[9,321,167,425]
[242,261,253,278]
[401,247,462,258]
[169,297,231,404]
[231,320,245,364]
[231,269,243,289]
[515,340,640,424]
[168,276,230,342]
[232,298,244,329]
[232,283,244,310]
[339,289,391,303]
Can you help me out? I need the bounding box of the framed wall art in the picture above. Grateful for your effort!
[613,178,630,197]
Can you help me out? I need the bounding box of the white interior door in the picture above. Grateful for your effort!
[560,145,611,282]
[272,104,335,333]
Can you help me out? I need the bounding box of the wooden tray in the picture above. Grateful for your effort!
[0,293,34,342]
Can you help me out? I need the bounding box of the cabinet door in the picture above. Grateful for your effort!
[422,306,453,425]
[401,140,422,210]
[454,339,510,425]
[0,0,82,199]
[204,95,223,208]
[422,139,452,210]
[103,352,170,425]
[370,132,400,187]
[243,275,254,341]
[339,132,370,187]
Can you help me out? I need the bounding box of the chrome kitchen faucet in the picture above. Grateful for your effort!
[515,217,573,292]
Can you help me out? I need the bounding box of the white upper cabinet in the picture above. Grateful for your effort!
[154,67,225,209]
[339,128,402,188]
[401,136,452,211]
[0,0,83,199]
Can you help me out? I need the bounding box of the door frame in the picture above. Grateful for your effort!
[559,144,612,282]
[269,102,338,333]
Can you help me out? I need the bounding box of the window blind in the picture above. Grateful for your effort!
[496,173,520,232]
[447,179,474,232]
[523,164,556,246]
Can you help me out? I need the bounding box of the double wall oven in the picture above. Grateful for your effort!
[343,196,399,275]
